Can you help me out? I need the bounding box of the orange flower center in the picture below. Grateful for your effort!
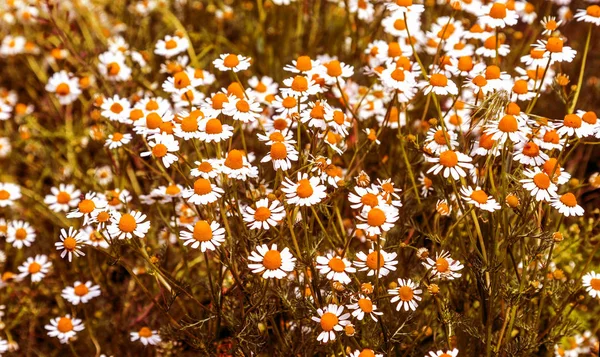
[28,262,41,273]
[582,111,598,125]
[152,143,168,158]
[436,257,449,272]
[224,150,244,169]
[358,349,376,357]
[270,142,288,160]
[174,72,191,89]
[485,65,501,80]
[587,5,600,17]
[205,118,223,134]
[146,112,163,129]
[193,220,213,241]
[489,3,507,19]
[296,56,312,71]
[263,250,282,270]
[320,312,339,331]
[198,162,213,173]
[130,109,144,121]
[433,130,448,145]
[165,39,177,49]
[63,237,77,251]
[360,193,379,207]
[74,283,89,296]
[457,56,473,71]
[112,132,124,142]
[391,69,405,82]
[522,142,540,157]
[430,74,448,87]
[15,228,27,240]
[563,114,582,128]
[559,193,577,207]
[296,179,314,198]
[439,150,458,167]
[269,132,285,142]
[193,178,212,195]
[513,80,528,94]
[56,83,70,95]
[546,37,563,53]
[57,317,74,333]
[395,0,412,7]
[107,62,121,76]
[358,298,373,312]
[254,207,272,221]
[326,60,343,77]
[282,96,297,109]
[165,184,181,195]
[236,100,250,113]
[367,208,386,227]
[498,114,518,133]
[118,213,137,233]
[590,278,600,290]
[57,191,71,204]
[223,54,240,68]
[328,257,346,272]
[533,173,551,189]
[291,76,308,92]
[394,19,406,30]
[181,116,199,132]
[0,190,9,200]
[366,251,385,269]
[398,285,414,301]
[470,190,489,204]
[543,130,559,144]
[138,327,153,338]
[110,102,124,114]
[211,93,228,109]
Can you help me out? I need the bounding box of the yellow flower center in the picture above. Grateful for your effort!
[193,178,213,195]
[152,143,168,158]
[118,213,137,233]
[366,251,385,270]
[263,250,282,270]
[57,317,74,333]
[559,193,577,207]
[533,173,551,189]
[320,312,338,331]
[328,257,346,272]
[436,257,450,272]
[470,190,489,204]
[74,283,89,296]
[439,150,458,167]
[193,220,213,241]
[398,285,414,301]
[224,150,244,170]
[296,179,314,198]
[223,54,240,68]
[357,298,373,313]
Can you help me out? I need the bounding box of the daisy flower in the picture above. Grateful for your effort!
[284,55,320,74]
[101,95,130,122]
[582,271,600,298]
[427,150,474,180]
[425,127,458,154]
[520,167,558,202]
[199,118,234,143]
[347,295,383,321]
[182,178,224,205]
[66,192,107,225]
[45,70,81,105]
[577,110,599,137]
[248,244,296,279]
[55,227,87,262]
[349,349,383,357]
[354,248,398,277]
[532,38,577,63]
[140,133,180,168]
[551,193,584,217]
[386,0,425,14]
[97,51,131,81]
[389,278,423,311]
[574,5,600,25]
[0,182,21,207]
[423,251,464,280]
[213,53,251,72]
[321,59,354,85]
[18,254,52,283]
[542,158,571,185]
[557,113,594,138]
[260,142,299,171]
[460,186,501,212]
[6,220,36,249]
[44,184,81,213]
[311,304,351,343]
[281,75,321,97]
[190,158,222,179]
[426,349,459,357]
[513,141,548,166]
[162,69,203,94]
[357,205,399,236]
[155,35,189,58]
[131,327,162,345]
[179,220,226,252]
[479,1,518,28]
[484,114,530,144]
[243,198,286,230]
[220,150,259,180]
[106,210,151,240]
[45,315,84,344]
[422,73,458,96]
[315,253,356,284]
[105,132,132,149]
[222,96,262,123]
[61,281,101,305]
[281,173,327,206]
[541,16,562,35]
[420,173,434,197]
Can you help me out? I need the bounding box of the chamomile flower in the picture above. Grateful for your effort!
[427,150,474,180]
[248,244,296,279]
[155,35,189,58]
[513,141,548,166]
[460,186,501,212]
[131,327,162,345]
[423,251,464,280]
[61,281,101,305]
[426,349,459,357]
[532,38,577,63]
[347,295,383,321]
[261,142,299,171]
[281,173,327,206]
[106,210,151,240]
[182,178,224,205]
[55,227,87,262]
[281,75,321,97]
[311,304,351,343]
[18,254,52,283]
[574,5,600,25]
[6,220,36,249]
[354,248,398,277]
[179,220,226,252]
[222,96,262,123]
[105,132,132,149]
[199,118,234,143]
[520,167,558,202]
[557,113,593,138]
[551,193,584,217]
[98,51,131,81]
[582,271,600,298]
[315,253,356,284]
[425,127,458,154]
[66,193,107,226]
[243,198,286,230]
[389,278,423,311]
[0,182,21,207]
[45,315,84,344]
[386,0,425,14]
[190,159,222,179]
[45,71,81,105]
[357,205,399,236]
[220,150,259,180]
[349,349,383,357]
[213,53,251,72]
[422,73,458,96]
[321,59,354,84]
[479,1,518,28]
[140,133,180,168]
[101,95,130,122]
[485,113,530,144]
[44,184,81,213]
